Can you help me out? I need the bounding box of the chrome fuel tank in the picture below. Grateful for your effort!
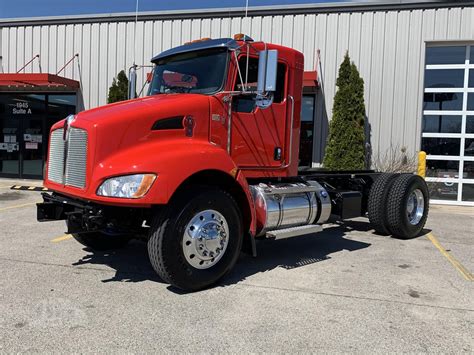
[250,181,331,237]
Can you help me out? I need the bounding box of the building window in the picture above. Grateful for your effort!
[422,44,474,205]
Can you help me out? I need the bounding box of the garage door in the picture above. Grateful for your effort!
[422,44,474,205]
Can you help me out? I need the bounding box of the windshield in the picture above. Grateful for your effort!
[148,48,228,95]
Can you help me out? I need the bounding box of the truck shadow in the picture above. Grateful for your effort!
[220,222,371,288]
[72,220,375,287]
[72,240,165,284]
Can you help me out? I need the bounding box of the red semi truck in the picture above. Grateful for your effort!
[37,35,429,290]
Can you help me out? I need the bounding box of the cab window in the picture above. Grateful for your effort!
[233,56,286,113]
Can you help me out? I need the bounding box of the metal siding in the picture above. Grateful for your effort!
[89,23,100,109]
[230,17,241,37]
[143,21,154,82]
[0,6,470,162]
[98,23,109,105]
[24,27,33,72]
[56,25,66,75]
[302,15,315,70]
[261,16,272,43]
[162,21,172,50]
[434,8,449,39]
[336,13,350,66]
[324,13,338,125]
[152,21,163,54]
[221,18,231,38]
[182,19,192,43]
[171,20,181,47]
[9,27,16,71]
[32,26,42,72]
[446,7,461,38]
[348,12,362,65]
[64,25,74,78]
[73,25,83,83]
[202,18,212,38]
[314,13,329,163]
[250,16,262,42]
[40,26,49,74]
[81,23,91,109]
[17,27,25,72]
[391,10,410,150]
[241,17,251,38]
[48,25,57,74]
[404,10,423,155]
[379,11,398,157]
[367,11,385,157]
[116,22,126,74]
[460,7,474,39]
[107,22,117,88]
[1,28,6,72]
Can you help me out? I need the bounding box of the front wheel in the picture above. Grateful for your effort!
[147,187,243,291]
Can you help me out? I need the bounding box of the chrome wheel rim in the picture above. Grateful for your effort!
[182,209,229,269]
[406,189,424,225]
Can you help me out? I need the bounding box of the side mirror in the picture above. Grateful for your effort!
[128,65,137,99]
[257,50,278,94]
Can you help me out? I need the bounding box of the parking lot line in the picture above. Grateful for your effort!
[427,232,473,281]
[0,203,36,212]
[51,234,73,243]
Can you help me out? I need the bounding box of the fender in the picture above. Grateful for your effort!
[84,138,256,235]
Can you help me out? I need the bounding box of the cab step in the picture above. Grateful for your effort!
[266,224,323,240]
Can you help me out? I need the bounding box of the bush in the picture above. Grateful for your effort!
[372,145,417,173]
[323,53,366,170]
[107,70,129,104]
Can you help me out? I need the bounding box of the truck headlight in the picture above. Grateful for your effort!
[97,174,156,199]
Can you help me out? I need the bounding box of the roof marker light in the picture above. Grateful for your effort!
[233,33,254,42]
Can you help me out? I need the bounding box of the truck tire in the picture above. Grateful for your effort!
[368,173,399,235]
[147,187,243,291]
[386,174,429,239]
[72,232,131,250]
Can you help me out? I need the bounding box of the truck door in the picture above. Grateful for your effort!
[230,56,288,168]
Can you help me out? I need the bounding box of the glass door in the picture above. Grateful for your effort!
[0,94,21,177]
[20,94,47,179]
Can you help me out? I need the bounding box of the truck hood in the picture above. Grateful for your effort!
[76,94,207,126]
[69,94,211,169]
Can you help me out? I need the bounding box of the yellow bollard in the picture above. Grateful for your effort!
[417,151,427,178]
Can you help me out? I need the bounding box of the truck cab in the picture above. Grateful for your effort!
[37,35,430,291]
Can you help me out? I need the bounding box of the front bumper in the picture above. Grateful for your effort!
[37,193,151,235]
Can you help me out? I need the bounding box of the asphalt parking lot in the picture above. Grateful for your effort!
[0,178,472,353]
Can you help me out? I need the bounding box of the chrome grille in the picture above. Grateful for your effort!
[65,128,88,188]
[47,129,65,184]
[47,127,88,188]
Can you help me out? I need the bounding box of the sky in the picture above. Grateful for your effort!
[0,0,351,19]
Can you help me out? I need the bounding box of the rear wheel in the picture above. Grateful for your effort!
[72,232,131,250]
[368,173,399,235]
[386,174,429,239]
[147,187,243,291]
